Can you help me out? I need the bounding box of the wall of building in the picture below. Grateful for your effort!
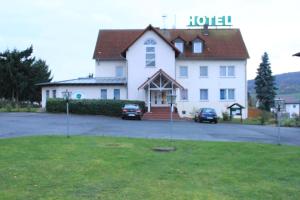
[285,103,300,117]
[126,30,176,101]
[95,60,127,77]
[175,60,248,118]
[41,85,127,107]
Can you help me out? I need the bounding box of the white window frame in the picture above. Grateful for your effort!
[46,90,49,99]
[100,89,107,100]
[220,66,227,77]
[228,89,235,100]
[193,39,203,53]
[145,46,155,67]
[174,41,184,53]
[180,89,188,101]
[113,89,120,100]
[179,66,188,78]
[227,66,235,77]
[220,89,227,100]
[200,89,208,101]
[115,66,124,77]
[200,66,208,77]
[220,89,235,101]
[220,66,235,77]
[52,90,56,98]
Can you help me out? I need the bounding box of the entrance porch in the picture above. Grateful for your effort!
[138,69,184,114]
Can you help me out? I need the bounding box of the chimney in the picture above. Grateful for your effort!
[203,24,209,36]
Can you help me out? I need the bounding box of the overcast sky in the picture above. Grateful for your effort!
[1,0,299,81]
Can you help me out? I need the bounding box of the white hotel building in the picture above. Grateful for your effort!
[40,25,249,119]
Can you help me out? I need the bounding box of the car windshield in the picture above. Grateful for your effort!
[124,104,139,109]
[202,108,215,113]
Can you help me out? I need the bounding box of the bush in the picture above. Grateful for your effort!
[5,103,13,112]
[222,111,230,121]
[46,98,146,117]
[259,110,272,125]
[0,100,39,112]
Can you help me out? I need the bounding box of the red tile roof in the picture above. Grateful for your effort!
[93,25,249,60]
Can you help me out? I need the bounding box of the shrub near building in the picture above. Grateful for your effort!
[46,98,145,117]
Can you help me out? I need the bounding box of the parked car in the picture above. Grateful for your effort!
[194,108,218,123]
[122,104,143,120]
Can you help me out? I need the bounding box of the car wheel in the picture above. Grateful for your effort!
[214,120,218,124]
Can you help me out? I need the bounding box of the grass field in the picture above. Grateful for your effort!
[1,136,300,200]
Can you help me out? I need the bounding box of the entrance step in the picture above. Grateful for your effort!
[143,107,181,121]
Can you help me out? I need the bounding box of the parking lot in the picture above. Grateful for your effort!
[0,112,299,145]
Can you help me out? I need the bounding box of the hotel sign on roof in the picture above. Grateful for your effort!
[188,16,232,27]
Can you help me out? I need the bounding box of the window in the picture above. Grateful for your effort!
[179,66,188,77]
[228,89,235,100]
[220,66,227,77]
[220,66,235,77]
[101,89,107,100]
[220,89,226,100]
[114,89,120,100]
[228,66,235,77]
[52,90,56,98]
[193,40,203,53]
[220,89,235,100]
[116,66,124,77]
[200,66,208,77]
[144,38,156,45]
[146,46,155,67]
[175,41,184,53]
[180,89,188,100]
[293,104,296,108]
[46,90,49,99]
[200,89,208,100]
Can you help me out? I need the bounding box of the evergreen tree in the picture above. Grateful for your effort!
[0,46,52,103]
[26,59,52,103]
[254,52,277,111]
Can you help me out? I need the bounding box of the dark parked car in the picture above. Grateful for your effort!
[194,108,218,123]
[122,104,143,120]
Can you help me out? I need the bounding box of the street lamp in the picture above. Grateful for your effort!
[62,89,72,138]
[274,98,285,145]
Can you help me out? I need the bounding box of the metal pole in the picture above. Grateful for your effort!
[277,112,281,145]
[170,102,173,141]
[67,101,70,138]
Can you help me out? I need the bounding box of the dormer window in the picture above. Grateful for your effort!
[193,39,203,53]
[174,39,184,53]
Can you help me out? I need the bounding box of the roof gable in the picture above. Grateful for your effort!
[120,24,180,58]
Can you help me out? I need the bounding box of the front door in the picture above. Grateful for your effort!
[151,90,171,106]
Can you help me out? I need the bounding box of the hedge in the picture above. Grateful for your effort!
[46,98,146,117]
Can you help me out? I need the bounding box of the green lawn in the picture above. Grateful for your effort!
[1,136,300,200]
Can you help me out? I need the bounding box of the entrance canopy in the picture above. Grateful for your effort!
[138,69,184,90]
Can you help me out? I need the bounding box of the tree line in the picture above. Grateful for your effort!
[0,46,52,103]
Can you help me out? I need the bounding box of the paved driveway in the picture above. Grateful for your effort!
[0,112,299,145]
